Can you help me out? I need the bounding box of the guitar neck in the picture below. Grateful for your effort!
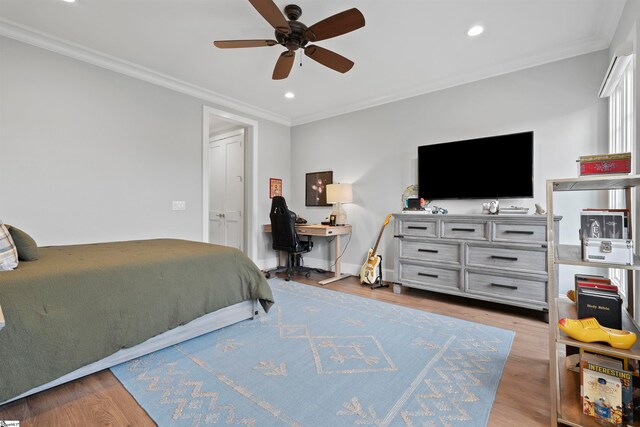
[371,228,385,255]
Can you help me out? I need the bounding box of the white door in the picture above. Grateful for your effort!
[208,131,244,250]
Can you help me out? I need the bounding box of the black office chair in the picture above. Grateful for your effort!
[264,196,313,281]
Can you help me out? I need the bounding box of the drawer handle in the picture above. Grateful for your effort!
[394,234,404,239]
[407,226,428,230]
[490,282,519,290]
[505,230,535,235]
[491,255,519,261]
[452,228,475,232]
[418,249,438,253]
[418,272,438,278]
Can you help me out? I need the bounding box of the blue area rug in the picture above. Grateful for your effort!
[111,279,514,426]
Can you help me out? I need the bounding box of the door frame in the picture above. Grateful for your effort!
[202,106,259,261]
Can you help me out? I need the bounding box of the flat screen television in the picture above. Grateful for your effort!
[418,131,534,200]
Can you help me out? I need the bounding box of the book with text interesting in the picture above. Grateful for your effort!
[581,356,633,425]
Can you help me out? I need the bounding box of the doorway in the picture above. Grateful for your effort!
[202,106,259,260]
[208,129,244,250]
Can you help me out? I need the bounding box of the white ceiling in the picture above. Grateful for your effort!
[0,0,626,125]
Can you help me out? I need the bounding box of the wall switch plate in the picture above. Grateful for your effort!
[172,201,186,211]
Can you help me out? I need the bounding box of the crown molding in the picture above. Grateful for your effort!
[0,18,291,127]
[291,35,610,126]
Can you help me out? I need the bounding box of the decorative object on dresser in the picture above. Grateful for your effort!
[326,183,352,225]
[393,213,560,314]
[482,200,499,214]
[360,214,392,288]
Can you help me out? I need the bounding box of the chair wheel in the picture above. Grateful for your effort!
[285,277,291,281]
[305,272,311,278]
[265,272,271,279]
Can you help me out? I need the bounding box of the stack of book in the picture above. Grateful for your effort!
[578,152,631,176]
[581,349,634,425]
[574,275,622,329]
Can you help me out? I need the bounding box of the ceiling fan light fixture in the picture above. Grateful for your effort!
[467,25,484,37]
[284,92,295,99]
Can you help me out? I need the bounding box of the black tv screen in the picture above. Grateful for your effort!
[418,131,534,200]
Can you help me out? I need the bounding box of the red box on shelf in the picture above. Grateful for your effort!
[579,152,631,176]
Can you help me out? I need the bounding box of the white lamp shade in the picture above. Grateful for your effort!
[326,183,352,204]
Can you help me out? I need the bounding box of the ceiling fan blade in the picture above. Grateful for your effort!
[304,45,354,73]
[306,8,365,42]
[214,40,278,49]
[248,0,291,34]
[273,51,295,80]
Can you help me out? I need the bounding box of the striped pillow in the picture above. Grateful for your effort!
[0,223,18,271]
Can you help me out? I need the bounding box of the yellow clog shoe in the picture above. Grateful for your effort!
[567,290,575,302]
[558,318,637,350]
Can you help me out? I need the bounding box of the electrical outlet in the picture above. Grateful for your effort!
[172,201,186,211]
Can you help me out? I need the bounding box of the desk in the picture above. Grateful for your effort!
[262,224,352,285]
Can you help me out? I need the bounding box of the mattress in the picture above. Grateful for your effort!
[0,239,273,402]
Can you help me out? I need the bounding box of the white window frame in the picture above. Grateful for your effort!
[609,53,635,296]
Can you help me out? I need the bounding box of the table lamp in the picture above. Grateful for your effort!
[326,183,352,226]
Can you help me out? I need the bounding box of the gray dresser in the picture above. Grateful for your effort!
[393,213,560,312]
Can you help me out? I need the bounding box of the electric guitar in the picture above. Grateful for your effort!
[360,214,392,285]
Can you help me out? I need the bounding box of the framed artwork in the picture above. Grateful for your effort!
[269,178,282,199]
[305,171,333,206]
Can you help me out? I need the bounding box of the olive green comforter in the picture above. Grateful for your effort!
[0,239,274,402]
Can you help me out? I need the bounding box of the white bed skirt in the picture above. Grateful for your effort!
[2,299,257,405]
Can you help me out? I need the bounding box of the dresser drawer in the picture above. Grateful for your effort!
[400,240,460,265]
[467,244,547,273]
[441,221,488,240]
[492,221,547,244]
[399,262,461,291]
[467,271,546,303]
[401,220,438,238]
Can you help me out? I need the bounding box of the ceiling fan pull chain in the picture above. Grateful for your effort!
[299,50,303,67]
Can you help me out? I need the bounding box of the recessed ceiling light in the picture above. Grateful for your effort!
[62,0,76,3]
[284,92,295,99]
[467,25,484,37]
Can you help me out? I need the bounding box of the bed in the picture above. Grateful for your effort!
[0,238,274,404]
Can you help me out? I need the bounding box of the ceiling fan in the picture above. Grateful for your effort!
[213,0,365,80]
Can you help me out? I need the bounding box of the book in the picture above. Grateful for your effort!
[577,287,622,329]
[581,356,633,425]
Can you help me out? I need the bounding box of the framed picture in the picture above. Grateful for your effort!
[269,178,282,199]
[305,171,333,206]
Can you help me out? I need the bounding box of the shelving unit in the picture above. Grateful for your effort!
[547,175,640,427]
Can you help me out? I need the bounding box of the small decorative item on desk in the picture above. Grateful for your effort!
[578,152,631,176]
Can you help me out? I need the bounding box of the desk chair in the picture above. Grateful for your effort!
[265,196,313,281]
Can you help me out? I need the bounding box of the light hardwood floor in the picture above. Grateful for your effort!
[0,273,550,426]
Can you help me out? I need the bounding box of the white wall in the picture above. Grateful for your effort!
[0,36,289,267]
[291,51,609,288]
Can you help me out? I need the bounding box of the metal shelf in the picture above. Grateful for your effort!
[556,297,640,360]
[555,244,640,270]
[547,174,639,427]
[550,174,640,191]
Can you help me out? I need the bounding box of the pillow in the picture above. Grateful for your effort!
[6,225,39,261]
[0,223,18,271]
